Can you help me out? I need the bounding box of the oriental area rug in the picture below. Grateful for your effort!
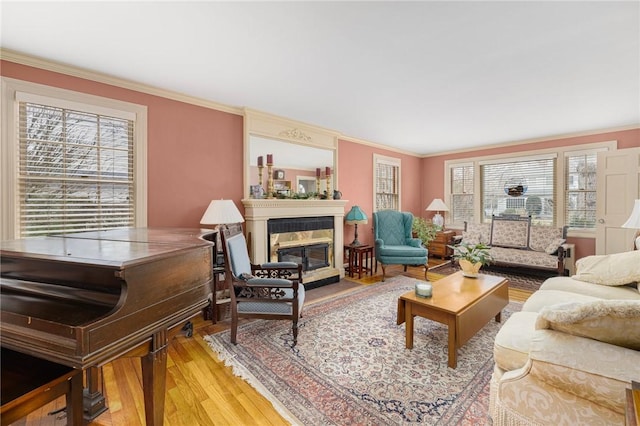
[205,275,522,425]
[430,261,547,292]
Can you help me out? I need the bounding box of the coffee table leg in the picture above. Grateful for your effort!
[448,321,457,368]
[405,302,414,349]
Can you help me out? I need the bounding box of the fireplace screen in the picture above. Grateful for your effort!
[278,243,330,272]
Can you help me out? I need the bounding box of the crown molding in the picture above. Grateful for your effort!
[0,48,243,116]
[338,134,421,157]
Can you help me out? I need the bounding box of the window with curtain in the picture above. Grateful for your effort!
[18,101,135,237]
[450,164,474,227]
[373,154,400,211]
[565,152,597,229]
[480,155,556,225]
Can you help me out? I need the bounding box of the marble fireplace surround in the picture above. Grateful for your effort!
[242,199,347,286]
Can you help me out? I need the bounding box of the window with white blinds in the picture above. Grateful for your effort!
[450,164,474,227]
[480,155,556,225]
[374,154,401,211]
[18,101,135,236]
[565,151,598,229]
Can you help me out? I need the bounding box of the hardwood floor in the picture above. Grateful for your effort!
[14,261,531,426]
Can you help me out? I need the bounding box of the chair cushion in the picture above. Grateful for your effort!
[237,286,305,316]
[226,232,252,277]
[377,245,427,258]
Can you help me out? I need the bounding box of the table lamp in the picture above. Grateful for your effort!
[621,199,640,250]
[200,199,245,263]
[426,198,449,229]
[345,205,368,246]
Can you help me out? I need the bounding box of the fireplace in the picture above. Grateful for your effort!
[268,216,336,288]
[242,199,347,288]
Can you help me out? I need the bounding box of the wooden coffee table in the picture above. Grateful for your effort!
[397,271,508,368]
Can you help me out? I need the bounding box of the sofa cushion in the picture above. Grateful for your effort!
[540,276,640,300]
[489,246,559,270]
[535,300,640,350]
[572,250,640,286]
[493,311,539,371]
[544,238,566,255]
[522,289,601,312]
[490,218,530,249]
[529,225,563,252]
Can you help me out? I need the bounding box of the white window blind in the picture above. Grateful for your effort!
[450,164,474,226]
[481,157,556,225]
[565,152,597,229]
[374,155,400,211]
[18,101,135,237]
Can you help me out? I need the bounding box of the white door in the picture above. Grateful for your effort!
[596,147,640,254]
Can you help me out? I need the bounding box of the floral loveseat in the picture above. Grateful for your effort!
[490,250,640,425]
[463,215,575,276]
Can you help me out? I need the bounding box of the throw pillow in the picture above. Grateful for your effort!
[544,238,566,255]
[535,300,640,350]
[572,251,640,286]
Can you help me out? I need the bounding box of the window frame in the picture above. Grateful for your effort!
[1,77,148,240]
[373,153,401,212]
[444,140,616,238]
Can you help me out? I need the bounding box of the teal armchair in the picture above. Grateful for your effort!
[373,210,428,281]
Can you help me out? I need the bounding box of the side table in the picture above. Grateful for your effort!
[428,230,456,259]
[344,244,374,279]
[203,265,228,323]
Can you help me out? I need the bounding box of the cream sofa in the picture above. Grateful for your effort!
[463,215,575,276]
[490,250,640,425]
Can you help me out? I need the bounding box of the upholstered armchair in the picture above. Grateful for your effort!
[221,225,305,346]
[373,210,428,281]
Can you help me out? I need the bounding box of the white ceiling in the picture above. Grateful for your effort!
[2,1,639,155]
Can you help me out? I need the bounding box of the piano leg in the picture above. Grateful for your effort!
[83,367,108,422]
[141,329,169,426]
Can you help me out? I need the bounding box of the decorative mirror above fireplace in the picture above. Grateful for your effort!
[243,108,339,200]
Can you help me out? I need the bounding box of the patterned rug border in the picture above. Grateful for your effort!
[205,275,522,425]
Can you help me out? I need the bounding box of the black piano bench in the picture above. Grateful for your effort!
[1,348,83,426]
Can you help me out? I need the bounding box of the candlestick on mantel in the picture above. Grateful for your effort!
[316,168,321,177]
[257,156,263,167]
[267,154,273,165]
[326,166,331,176]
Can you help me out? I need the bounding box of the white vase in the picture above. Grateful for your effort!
[459,259,482,278]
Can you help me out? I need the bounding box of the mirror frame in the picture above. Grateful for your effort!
[243,108,339,200]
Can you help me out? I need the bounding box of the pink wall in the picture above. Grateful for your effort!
[3,59,638,259]
[338,139,423,247]
[1,60,244,228]
[421,128,640,258]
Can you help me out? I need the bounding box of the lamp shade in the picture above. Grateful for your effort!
[200,199,245,225]
[622,199,640,229]
[426,198,449,212]
[345,205,368,224]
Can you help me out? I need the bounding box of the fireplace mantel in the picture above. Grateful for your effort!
[242,199,348,282]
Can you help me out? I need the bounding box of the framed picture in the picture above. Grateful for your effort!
[250,185,265,199]
[274,169,285,180]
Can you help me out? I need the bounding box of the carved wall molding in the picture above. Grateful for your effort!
[279,128,312,142]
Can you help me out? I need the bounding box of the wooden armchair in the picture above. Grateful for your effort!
[220,225,305,346]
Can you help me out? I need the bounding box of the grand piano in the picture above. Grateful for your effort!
[0,227,216,425]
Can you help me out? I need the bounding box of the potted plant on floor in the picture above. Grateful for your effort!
[449,242,493,278]
[412,217,439,248]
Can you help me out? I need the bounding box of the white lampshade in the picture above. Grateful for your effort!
[200,199,245,226]
[622,199,640,229]
[426,198,449,212]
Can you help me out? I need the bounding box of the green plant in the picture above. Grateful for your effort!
[412,217,439,247]
[448,242,493,266]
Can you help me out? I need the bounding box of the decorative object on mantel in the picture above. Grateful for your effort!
[504,176,528,197]
[345,205,368,246]
[622,199,640,250]
[256,156,265,198]
[449,242,493,278]
[325,167,332,199]
[266,154,274,199]
[426,198,449,229]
